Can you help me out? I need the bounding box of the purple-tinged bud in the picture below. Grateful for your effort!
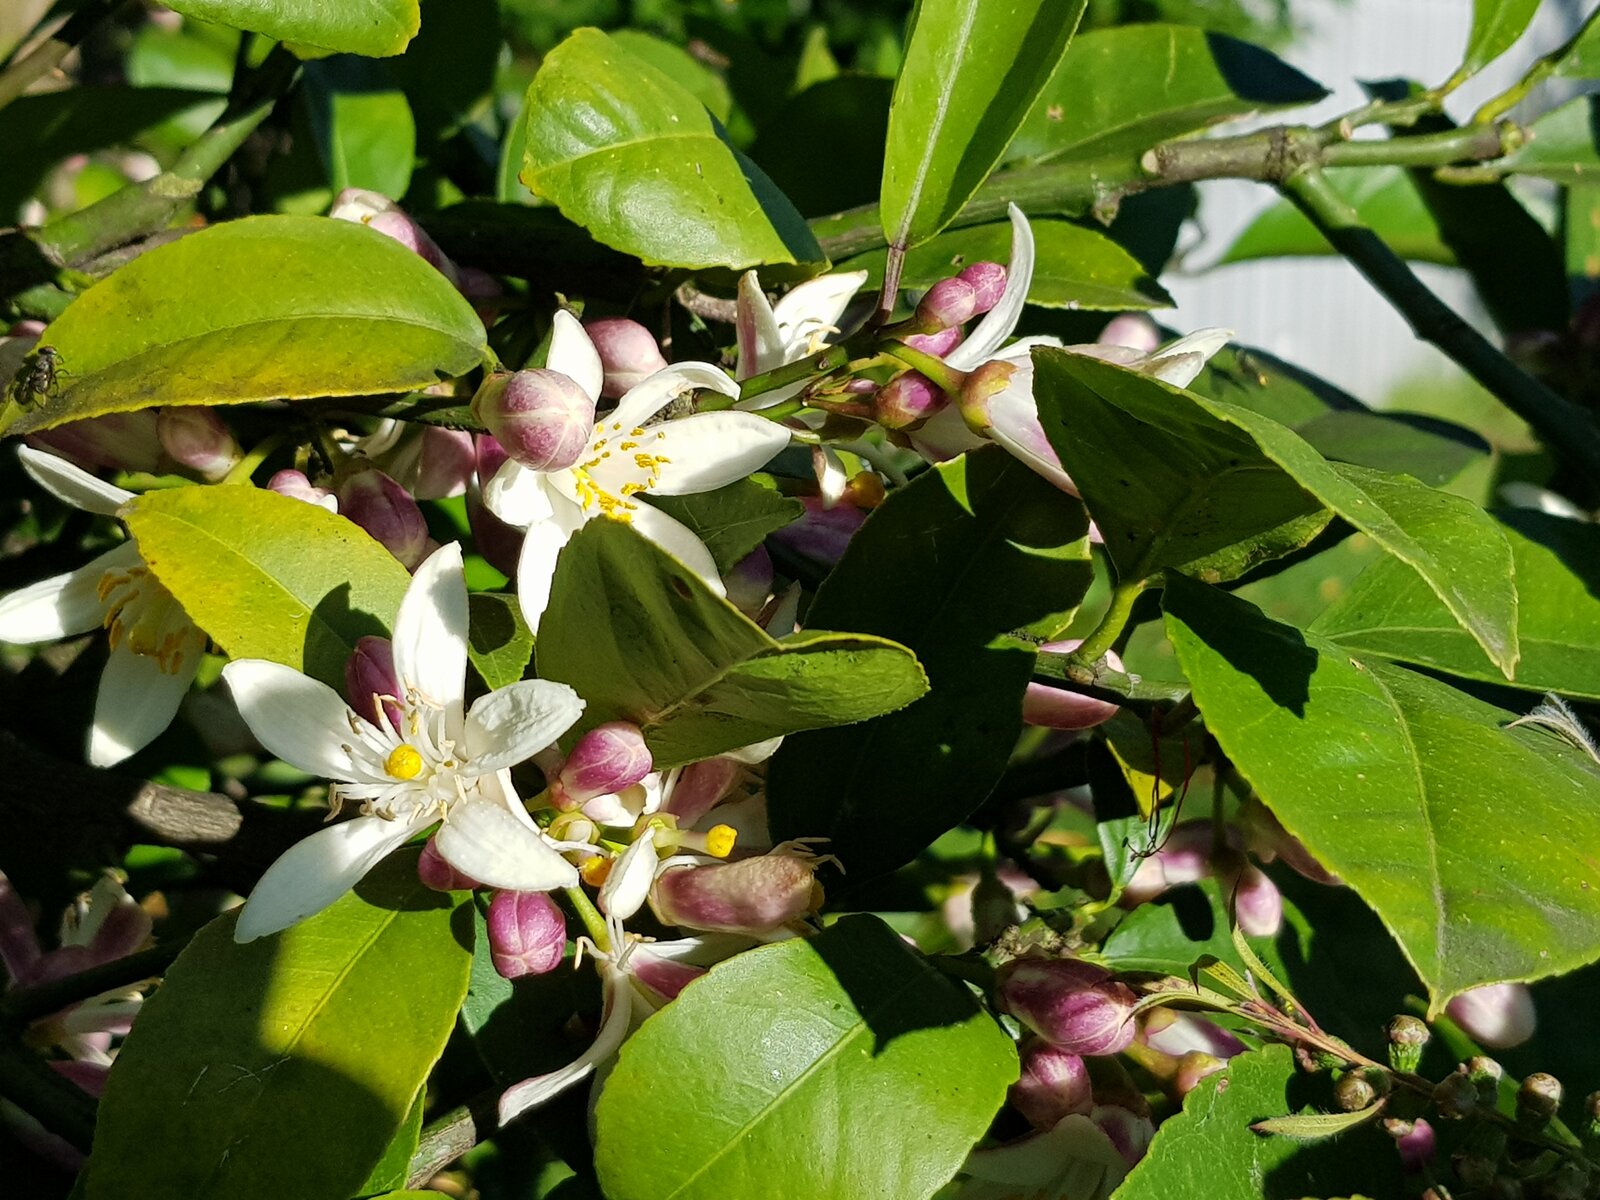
[1388,1117,1436,1173]
[370,424,476,501]
[957,359,1019,434]
[1010,1038,1093,1129]
[915,276,977,332]
[1092,1105,1155,1167]
[1141,1009,1245,1060]
[486,889,567,979]
[1175,1051,1227,1097]
[336,467,429,569]
[268,468,337,511]
[959,262,1007,313]
[725,546,773,617]
[650,853,822,934]
[1097,313,1162,354]
[364,209,459,286]
[7,319,45,339]
[1217,854,1282,937]
[1119,821,1215,907]
[585,318,669,399]
[1387,1015,1430,1074]
[1433,1069,1478,1119]
[996,958,1137,1057]
[157,407,240,480]
[662,757,741,827]
[556,722,653,805]
[417,837,480,891]
[769,496,866,567]
[1447,983,1536,1050]
[1516,1072,1562,1129]
[1023,640,1124,731]
[473,369,596,473]
[26,411,165,473]
[631,953,706,1001]
[345,636,401,729]
[873,371,946,430]
[903,326,963,358]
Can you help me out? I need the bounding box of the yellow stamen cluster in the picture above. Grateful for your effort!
[385,744,425,780]
[96,565,192,673]
[568,421,675,523]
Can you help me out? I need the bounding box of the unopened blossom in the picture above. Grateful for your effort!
[997,957,1137,1057]
[649,845,823,934]
[26,410,166,474]
[482,311,791,629]
[1447,982,1537,1050]
[1023,641,1124,731]
[0,447,207,765]
[330,187,460,287]
[156,407,240,480]
[268,468,337,511]
[336,466,430,569]
[585,317,669,398]
[487,889,567,979]
[1011,1038,1093,1130]
[358,420,476,500]
[223,542,586,941]
[555,721,654,807]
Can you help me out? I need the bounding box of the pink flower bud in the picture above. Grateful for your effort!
[156,407,240,480]
[473,369,596,472]
[336,467,429,569]
[724,546,774,617]
[267,468,336,511]
[486,889,567,978]
[957,359,1018,434]
[1446,983,1537,1050]
[1023,641,1124,731]
[1392,1117,1436,1173]
[585,318,669,399]
[1175,1051,1227,1097]
[369,424,476,501]
[915,276,977,332]
[1222,858,1282,937]
[874,371,946,430]
[1096,313,1162,354]
[1092,1105,1155,1166]
[26,411,164,473]
[1141,1009,1245,1060]
[345,636,401,729]
[997,958,1137,1057]
[1119,821,1217,907]
[958,262,1007,313]
[650,853,822,933]
[417,837,480,891]
[903,326,963,357]
[630,952,706,1001]
[557,722,653,805]
[769,496,866,567]
[365,210,459,286]
[1010,1037,1093,1129]
[662,757,741,827]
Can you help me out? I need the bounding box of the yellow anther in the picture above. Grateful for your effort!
[704,824,738,858]
[385,745,425,780]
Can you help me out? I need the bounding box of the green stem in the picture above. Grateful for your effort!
[0,0,132,114]
[565,886,610,953]
[884,342,967,394]
[1279,166,1600,481]
[0,940,182,1027]
[1068,578,1149,671]
[737,344,852,405]
[222,432,286,485]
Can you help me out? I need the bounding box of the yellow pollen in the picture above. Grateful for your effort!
[385,745,425,780]
[705,824,738,858]
[620,440,639,450]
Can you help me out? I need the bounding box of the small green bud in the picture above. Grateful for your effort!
[1387,1014,1430,1073]
[1432,1069,1477,1119]
[1335,1071,1378,1112]
[1467,1055,1504,1107]
[1515,1072,1563,1130]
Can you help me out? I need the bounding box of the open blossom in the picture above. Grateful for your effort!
[0,447,207,765]
[480,311,792,629]
[735,269,869,408]
[222,542,586,941]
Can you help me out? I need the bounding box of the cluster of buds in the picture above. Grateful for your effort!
[871,260,1007,432]
[1119,820,1285,938]
[329,188,502,319]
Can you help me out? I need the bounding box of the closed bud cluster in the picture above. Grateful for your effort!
[1009,1037,1093,1130]
[1467,1056,1504,1106]
[268,468,336,511]
[650,850,822,934]
[997,957,1137,1057]
[156,407,240,480]
[1433,1069,1478,1119]
[472,370,596,472]
[914,276,977,332]
[1516,1072,1563,1130]
[556,722,653,805]
[486,889,567,979]
[345,636,401,729]
[1387,1014,1430,1073]
[1447,982,1537,1050]
[873,371,946,430]
[417,837,479,891]
[584,318,669,398]
[336,467,429,569]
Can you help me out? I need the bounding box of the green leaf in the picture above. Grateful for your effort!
[1252,1107,1385,1140]
[1311,511,1600,699]
[303,57,417,199]
[1007,25,1326,166]
[1102,877,1299,979]
[1289,410,1488,489]
[594,915,1016,1200]
[160,0,419,57]
[1552,6,1600,78]
[1454,0,1541,83]
[644,480,803,574]
[123,484,411,689]
[1218,167,1453,266]
[749,76,893,218]
[357,1091,426,1196]
[881,0,1088,250]
[768,449,1092,877]
[606,30,734,124]
[1496,96,1600,183]
[80,852,471,1200]
[520,29,820,270]
[1115,1046,1399,1199]
[1031,348,1331,585]
[840,218,1171,310]
[3,216,486,435]
[1162,575,1600,1008]
[535,518,927,768]
[467,592,534,691]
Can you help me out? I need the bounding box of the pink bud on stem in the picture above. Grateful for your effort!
[486,889,567,978]
[914,276,978,332]
[268,468,336,510]
[336,467,429,569]
[556,722,653,805]
[997,958,1138,1057]
[650,853,822,933]
[345,636,402,730]
[156,407,241,480]
[959,262,1007,312]
[472,370,596,472]
[1010,1037,1093,1129]
[585,318,669,399]
[873,371,946,430]
[417,838,480,892]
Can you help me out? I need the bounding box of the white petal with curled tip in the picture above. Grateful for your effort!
[17,446,134,516]
[815,445,847,508]
[222,659,368,782]
[433,796,579,891]
[392,542,468,726]
[464,679,585,772]
[599,825,658,919]
[88,640,202,766]
[735,271,786,379]
[0,541,134,643]
[985,372,1079,496]
[946,204,1034,372]
[545,309,604,403]
[499,967,634,1124]
[617,412,790,497]
[483,459,558,529]
[233,813,428,942]
[1144,327,1232,388]
[515,496,587,633]
[773,270,867,354]
[907,403,986,464]
[627,504,725,597]
[607,361,740,433]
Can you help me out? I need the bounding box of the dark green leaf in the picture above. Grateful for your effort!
[303,57,416,199]
[644,480,803,574]
[1552,6,1600,79]
[768,449,1092,878]
[1289,410,1488,489]
[356,1092,426,1196]
[160,0,420,57]
[467,592,534,691]
[594,915,1016,1200]
[749,76,892,218]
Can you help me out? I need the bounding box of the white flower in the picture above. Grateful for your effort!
[222,542,586,942]
[735,268,868,407]
[483,312,792,630]
[0,447,207,766]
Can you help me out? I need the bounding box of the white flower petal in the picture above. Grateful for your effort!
[608,362,740,433]
[599,826,658,919]
[907,404,985,463]
[222,659,366,781]
[627,505,725,597]
[946,204,1034,371]
[1144,327,1232,388]
[392,542,468,723]
[735,271,787,380]
[773,270,868,356]
[499,968,634,1125]
[483,460,557,530]
[465,679,585,772]
[516,514,581,633]
[546,309,603,403]
[434,796,579,892]
[814,445,847,508]
[234,814,426,942]
[17,446,133,515]
[87,641,201,766]
[0,542,133,643]
[985,367,1079,495]
[628,412,790,496]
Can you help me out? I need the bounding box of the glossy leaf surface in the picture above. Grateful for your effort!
[160,0,420,57]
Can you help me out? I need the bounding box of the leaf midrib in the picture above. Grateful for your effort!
[887,0,982,246]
